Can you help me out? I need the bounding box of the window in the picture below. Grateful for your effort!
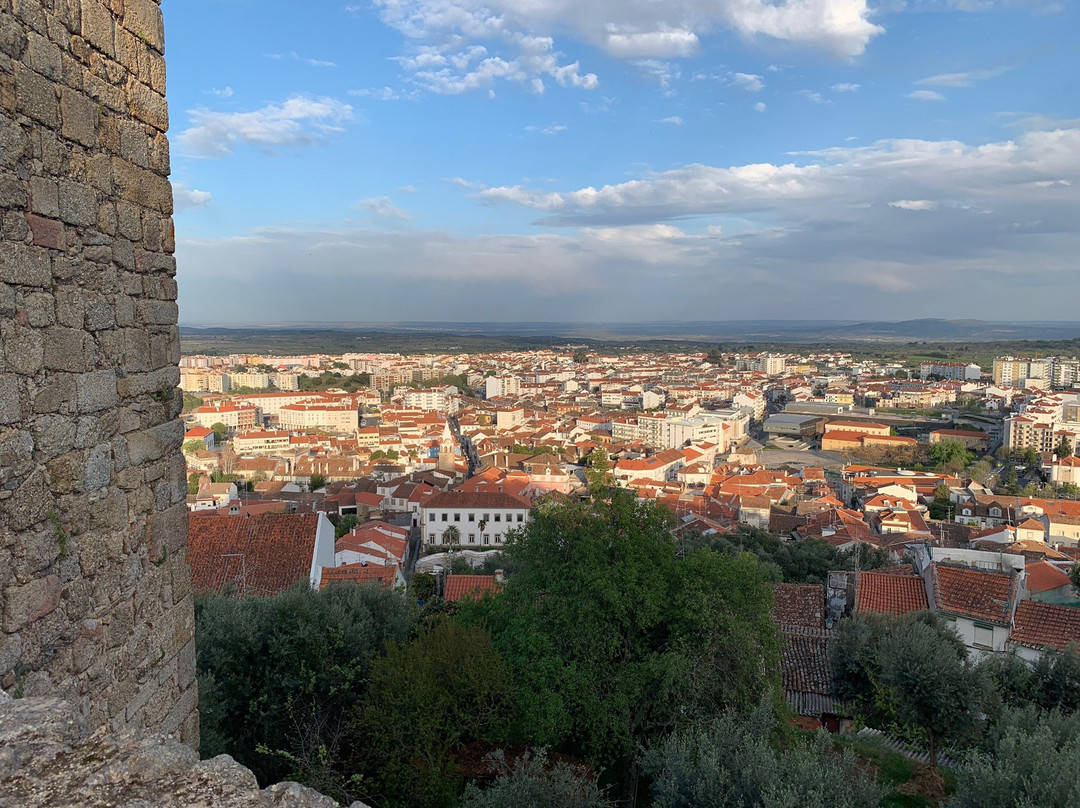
[482,513,489,521]
[494,513,501,522]
[990,507,1001,517]
[468,513,475,522]
[517,513,524,522]
[468,533,476,543]
[441,512,448,522]
[454,513,461,522]
[974,623,994,649]
[483,534,490,545]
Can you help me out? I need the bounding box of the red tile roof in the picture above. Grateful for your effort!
[320,562,398,590]
[188,513,320,596]
[444,574,501,603]
[772,583,826,629]
[932,564,1018,625]
[1012,601,1080,652]
[1025,560,1073,593]
[855,571,928,616]
[424,489,532,510]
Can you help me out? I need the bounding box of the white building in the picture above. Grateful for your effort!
[278,403,359,434]
[420,490,532,548]
[485,374,521,399]
[233,430,292,455]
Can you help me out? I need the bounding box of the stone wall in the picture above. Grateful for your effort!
[0,0,196,745]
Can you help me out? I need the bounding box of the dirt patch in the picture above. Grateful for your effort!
[896,764,947,803]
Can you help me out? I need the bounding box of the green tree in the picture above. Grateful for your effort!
[572,349,589,363]
[583,448,613,494]
[182,393,204,414]
[210,421,229,444]
[878,614,982,768]
[308,473,326,491]
[187,472,202,495]
[706,348,724,366]
[195,584,415,795]
[183,439,206,454]
[334,514,358,539]
[709,526,841,585]
[442,524,462,550]
[461,492,780,801]
[461,749,612,808]
[930,439,974,472]
[1057,436,1074,458]
[349,617,515,808]
[409,572,437,603]
[1071,563,1080,595]
[949,707,1080,808]
[643,700,883,808]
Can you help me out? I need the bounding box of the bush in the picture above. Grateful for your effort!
[195,583,415,796]
[643,701,883,808]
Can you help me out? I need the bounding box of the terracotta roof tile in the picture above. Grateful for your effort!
[772,583,825,629]
[1025,560,1074,593]
[1012,600,1080,651]
[320,562,398,590]
[932,564,1017,625]
[444,574,501,603]
[856,571,928,616]
[188,513,321,596]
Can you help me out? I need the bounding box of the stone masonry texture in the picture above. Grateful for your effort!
[0,0,197,747]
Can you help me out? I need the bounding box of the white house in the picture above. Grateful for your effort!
[420,489,532,548]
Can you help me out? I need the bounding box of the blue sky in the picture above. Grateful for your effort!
[165,0,1080,325]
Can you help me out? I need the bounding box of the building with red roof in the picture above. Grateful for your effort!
[188,512,335,596]
[1011,600,1080,661]
[855,570,929,617]
[444,574,502,603]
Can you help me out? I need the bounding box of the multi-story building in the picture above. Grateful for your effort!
[485,374,521,399]
[420,490,532,548]
[278,402,360,434]
[228,371,270,390]
[272,372,300,391]
[180,371,231,393]
[403,388,456,413]
[919,361,982,381]
[993,357,1051,388]
[190,402,261,431]
[233,430,292,455]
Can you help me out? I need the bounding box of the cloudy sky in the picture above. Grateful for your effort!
[166,0,1079,325]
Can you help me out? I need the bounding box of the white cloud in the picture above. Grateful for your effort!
[171,182,212,211]
[917,67,1008,87]
[349,86,418,101]
[369,0,883,98]
[177,96,353,158]
[731,72,764,92]
[634,59,681,89]
[799,90,824,103]
[208,86,233,98]
[396,33,598,95]
[526,124,568,134]
[475,126,1080,233]
[831,82,860,92]
[658,116,684,125]
[356,196,413,220]
[754,102,767,112]
[268,51,337,68]
[908,89,945,101]
[889,199,937,210]
[605,30,700,58]
[397,185,418,193]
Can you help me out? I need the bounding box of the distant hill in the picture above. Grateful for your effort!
[182,319,1080,344]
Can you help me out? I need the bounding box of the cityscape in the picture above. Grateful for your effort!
[3,0,1080,807]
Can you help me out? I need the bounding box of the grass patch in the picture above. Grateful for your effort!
[836,734,955,808]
